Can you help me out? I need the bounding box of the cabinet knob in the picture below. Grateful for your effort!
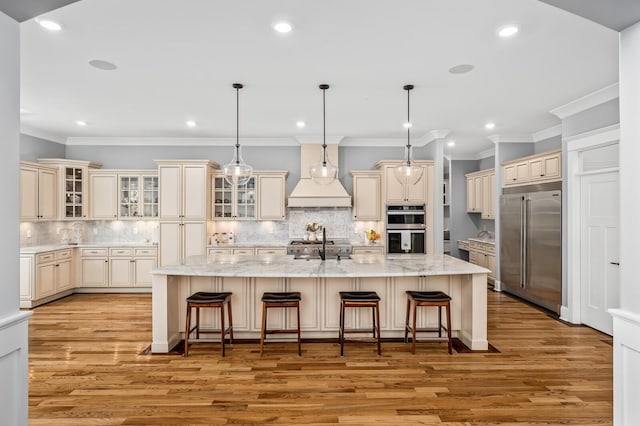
[104,260,108,263]
[512,178,517,181]
[540,174,545,177]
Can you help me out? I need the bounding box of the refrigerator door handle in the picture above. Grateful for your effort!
[522,197,528,288]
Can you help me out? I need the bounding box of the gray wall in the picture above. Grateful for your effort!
[562,98,620,138]
[534,135,562,153]
[478,155,495,171]
[450,160,480,259]
[20,133,65,161]
[340,146,407,194]
[498,142,535,163]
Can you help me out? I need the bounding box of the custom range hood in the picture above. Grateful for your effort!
[287,144,352,208]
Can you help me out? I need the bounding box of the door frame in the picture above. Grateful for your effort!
[563,124,619,324]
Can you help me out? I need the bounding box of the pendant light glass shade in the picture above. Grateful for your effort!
[223,83,253,186]
[394,84,423,186]
[310,84,338,185]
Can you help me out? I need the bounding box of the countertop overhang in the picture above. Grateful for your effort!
[152,254,489,278]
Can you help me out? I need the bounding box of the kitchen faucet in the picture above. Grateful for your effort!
[318,228,327,261]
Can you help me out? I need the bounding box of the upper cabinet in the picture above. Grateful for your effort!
[376,160,433,205]
[502,150,562,187]
[465,168,496,220]
[89,171,118,219]
[118,173,159,219]
[157,160,217,221]
[212,171,288,221]
[350,171,381,221]
[38,159,102,220]
[20,162,58,222]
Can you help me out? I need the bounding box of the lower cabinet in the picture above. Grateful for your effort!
[20,249,73,308]
[79,246,157,289]
[468,241,495,283]
[352,246,385,255]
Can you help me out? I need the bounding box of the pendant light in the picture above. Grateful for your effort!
[309,84,338,185]
[223,83,253,186]
[394,84,423,185]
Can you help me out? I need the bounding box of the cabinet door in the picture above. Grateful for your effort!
[466,176,475,212]
[352,174,380,221]
[63,166,86,219]
[81,258,109,287]
[36,263,56,299]
[481,172,495,220]
[542,152,561,180]
[119,175,141,219]
[20,167,39,221]
[159,222,182,267]
[235,177,257,219]
[486,254,496,280]
[110,258,133,287]
[528,157,545,180]
[134,257,156,287]
[385,168,405,203]
[141,175,159,218]
[183,222,207,261]
[473,176,483,212]
[158,165,182,220]
[38,168,57,220]
[515,162,529,183]
[182,165,207,220]
[503,164,517,186]
[90,173,118,219]
[406,167,427,203]
[56,259,73,291]
[258,175,285,220]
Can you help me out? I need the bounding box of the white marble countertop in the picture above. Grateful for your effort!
[207,241,287,248]
[20,242,157,254]
[468,237,495,244]
[152,254,489,278]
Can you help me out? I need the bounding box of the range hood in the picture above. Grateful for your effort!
[287,144,352,208]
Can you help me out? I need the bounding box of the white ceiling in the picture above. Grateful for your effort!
[18,0,619,157]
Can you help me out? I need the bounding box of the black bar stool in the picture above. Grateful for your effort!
[404,290,452,354]
[339,291,381,356]
[260,292,302,356]
[184,292,233,357]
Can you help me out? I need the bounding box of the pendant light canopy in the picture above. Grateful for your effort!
[394,84,424,186]
[309,84,338,185]
[223,83,253,186]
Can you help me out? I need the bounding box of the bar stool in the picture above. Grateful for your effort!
[404,290,452,354]
[184,292,233,357]
[339,291,381,356]
[260,292,302,356]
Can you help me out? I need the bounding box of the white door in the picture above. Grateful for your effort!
[580,171,619,335]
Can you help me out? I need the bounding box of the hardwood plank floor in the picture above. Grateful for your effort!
[28,291,613,425]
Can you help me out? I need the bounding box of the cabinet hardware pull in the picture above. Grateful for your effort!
[610,262,620,266]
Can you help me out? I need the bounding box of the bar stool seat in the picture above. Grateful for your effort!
[339,291,382,356]
[260,292,302,356]
[185,291,233,357]
[404,290,452,354]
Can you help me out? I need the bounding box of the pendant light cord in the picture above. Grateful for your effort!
[322,85,327,167]
[235,85,240,165]
[405,85,412,166]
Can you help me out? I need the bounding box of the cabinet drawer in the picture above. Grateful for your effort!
[485,244,495,255]
[110,248,133,256]
[208,248,230,255]
[134,248,157,257]
[232,248,254,255]
[469,251,479,264]
[55,250,72,260]
[81,248,108,257]
[469,241,482,250]
[36,252,55,264]
[255,248,287,255]
[352,247,385,254]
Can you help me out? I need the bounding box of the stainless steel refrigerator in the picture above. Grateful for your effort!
[500,183,562,313]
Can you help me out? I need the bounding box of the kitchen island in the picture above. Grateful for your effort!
[151,254,490,352]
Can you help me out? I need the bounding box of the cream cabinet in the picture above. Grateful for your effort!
[468,240,495,283]
[352,246,385,255]
[118,172,159,219]
[213,174,256,220]
[20,162,58,222]
[157,160,216,266]
[20,249,73,308]
[79,248,109,287]
[78,246,157,288]
[465,169,496,219]
[502,150,562,187]
[38,159,102,220]
[232,248,254,255]
[350,171,381,221]
[89,171,118,219]
[257,172,288,220]
[208,247,231,255]
[377,161,432,204]
[255,247,287,255]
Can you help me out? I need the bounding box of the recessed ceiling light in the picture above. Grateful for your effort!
[485,122,496,130]
[37,19,62,31]
[274,22,293,33]
[448,64,474,74]
[447,140,456,147]
[186,120,197,128]
[498,25,519,38]
[88,59,118,71]
[296,121,306,128]
[75,120,87,127]
[403,122,412,129]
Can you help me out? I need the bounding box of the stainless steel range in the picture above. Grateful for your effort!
[287,239,352,260]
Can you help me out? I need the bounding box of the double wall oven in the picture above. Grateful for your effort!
[386,205,426,254]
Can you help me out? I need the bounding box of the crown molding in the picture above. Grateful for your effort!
[424,129,451,142]
[487,134,534,144]
[65,137,300,146]
[295,135,345,145]
[20,125,66,144]
[550,83,619,119]
[532,124,562,142]
[340,138,406,147]
[475,147,496,160]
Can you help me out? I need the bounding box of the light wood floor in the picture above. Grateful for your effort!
[28,291,613,425]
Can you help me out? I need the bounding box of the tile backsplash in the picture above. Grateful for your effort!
[20,208,383,247]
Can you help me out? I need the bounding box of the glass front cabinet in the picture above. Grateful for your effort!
[119,174,158,219]
[213,175,256,220]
